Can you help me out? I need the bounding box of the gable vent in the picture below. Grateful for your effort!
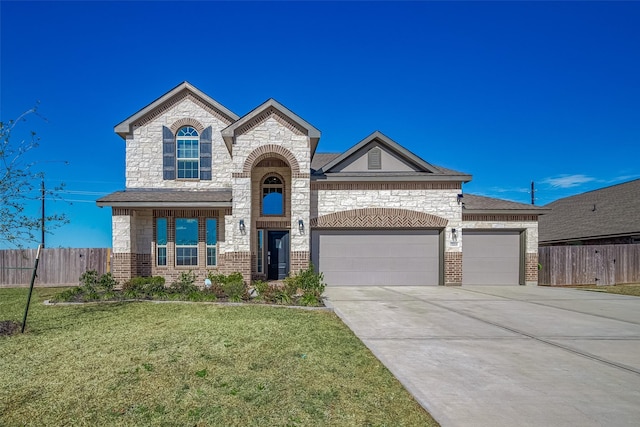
[368,147,382,170]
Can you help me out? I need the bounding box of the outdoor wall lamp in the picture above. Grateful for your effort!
[239,219,246,233]
[457,193,464,204]
[451,228,458,241]
[298,219,305,233]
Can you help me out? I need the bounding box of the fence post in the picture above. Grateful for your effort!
[21,245,42,333]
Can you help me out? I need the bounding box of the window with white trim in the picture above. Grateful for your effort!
[206,218,217,266]
[176,126,199,179]
[176,218,198,266]
[156,218,167,266]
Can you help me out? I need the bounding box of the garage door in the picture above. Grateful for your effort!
[311,230,440,286]
[462,230,521,285]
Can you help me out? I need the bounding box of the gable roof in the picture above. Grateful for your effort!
[462,194,549,215]
[538,179,640,244]
[114,81,240,139]
[221,98,321,156]
[316,131,471,182]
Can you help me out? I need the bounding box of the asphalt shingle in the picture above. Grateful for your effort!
[538,179,640,243]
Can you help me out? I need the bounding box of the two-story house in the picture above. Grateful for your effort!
[98,82,545,287]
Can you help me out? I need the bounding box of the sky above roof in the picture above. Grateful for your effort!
[1,1,639,248]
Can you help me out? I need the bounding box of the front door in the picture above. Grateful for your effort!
[267,231,290,280]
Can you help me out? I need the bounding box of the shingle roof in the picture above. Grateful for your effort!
[311,153,341,171]
[462,194,549,214]
[97,189,232,207]
[538,179,640,244]
[114,82,239,139]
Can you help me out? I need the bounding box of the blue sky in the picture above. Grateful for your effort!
[1,1,639,248]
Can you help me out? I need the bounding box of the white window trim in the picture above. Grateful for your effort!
[206,218,218,267]
[156,218,168,267]
[176,127,200,179]
[175,218,198,266]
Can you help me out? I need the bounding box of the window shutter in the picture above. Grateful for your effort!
[162,126,176,180]
[368,147,382,170]
[200,126,212,180]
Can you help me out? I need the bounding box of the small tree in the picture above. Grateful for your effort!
[0,105,67,247]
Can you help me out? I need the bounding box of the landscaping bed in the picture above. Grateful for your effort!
[50,267,326,307]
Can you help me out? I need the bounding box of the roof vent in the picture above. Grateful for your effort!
[368,147,382,170]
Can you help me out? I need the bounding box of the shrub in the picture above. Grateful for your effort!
[51,286,83,302]
[286,264,325,306]
[98,273,117,291]
[221,272,246,302]
[170,271,198,295]
[252,280,270,300]
[205,272,247,301]
[252,279,286,303]
[122,276,166,299]
[79,270,100,288]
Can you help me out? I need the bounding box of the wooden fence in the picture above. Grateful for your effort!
[538,244,640,286]
[0,248,110,287]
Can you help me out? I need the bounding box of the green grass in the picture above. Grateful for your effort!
[583,284,640,297]
[0,287,438,426]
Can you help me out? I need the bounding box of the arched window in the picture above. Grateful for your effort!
[176,126,199,179]
[262,175,284,216]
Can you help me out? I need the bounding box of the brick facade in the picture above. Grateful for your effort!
[290,251,310,273]
[444,252,463,286]
[105,83,543,289]
[526,252,539,284]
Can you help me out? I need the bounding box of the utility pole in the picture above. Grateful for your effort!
[41,179,45,248]
[531,181,535,205]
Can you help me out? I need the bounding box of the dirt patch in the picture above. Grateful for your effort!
[0,320,21,336]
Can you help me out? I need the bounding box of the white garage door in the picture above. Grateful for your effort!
[462,230,522,285]
[311,230,440,286]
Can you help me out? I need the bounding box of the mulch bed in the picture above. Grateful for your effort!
[0,320,21,336]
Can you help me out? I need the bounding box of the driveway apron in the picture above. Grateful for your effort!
[324,286,640,427]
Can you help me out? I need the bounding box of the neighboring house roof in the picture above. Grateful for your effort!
[97,189,232,208]
[315,131,472,182]
[114,81,240,139]
[221,98,322,157]
[538,179,640,244]
[462,194,549,215]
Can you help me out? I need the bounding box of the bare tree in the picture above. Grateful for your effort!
[0,105,67,247]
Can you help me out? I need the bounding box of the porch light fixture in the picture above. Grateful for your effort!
[239,219,246,233]
[457,194,464,204]
[298,219,304,232]
[451,228,458,241]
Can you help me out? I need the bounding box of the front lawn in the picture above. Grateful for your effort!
[0,287,438,426]
[583,284,640,297]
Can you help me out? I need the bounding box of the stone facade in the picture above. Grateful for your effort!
[126,98,234,189]
[103,83,543,288]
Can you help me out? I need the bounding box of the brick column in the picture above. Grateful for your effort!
[526,252,539,285]
[444,252,462,286]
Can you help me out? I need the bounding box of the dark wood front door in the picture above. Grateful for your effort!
[267,231,290,280]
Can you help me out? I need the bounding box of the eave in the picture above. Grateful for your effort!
[221,98,321,156]
[97,201,232,208]
[114,81,239,139]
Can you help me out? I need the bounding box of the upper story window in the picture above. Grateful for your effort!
[176,126,199,179]
[262,175,284,216]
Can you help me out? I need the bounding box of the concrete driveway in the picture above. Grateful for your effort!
[323,286,640,427]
